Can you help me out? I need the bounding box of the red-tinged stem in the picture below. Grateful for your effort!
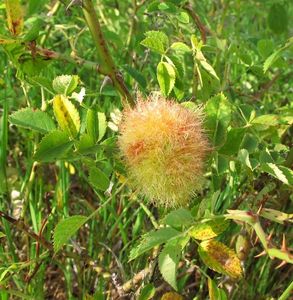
[82,0,134,107]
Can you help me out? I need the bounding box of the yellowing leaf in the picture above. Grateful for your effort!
[198,240,243,279]
[5,0,24,36]
[0,34,19,44]
[189,219,229,240]
[161,292,183,300]
[53,95,81,138]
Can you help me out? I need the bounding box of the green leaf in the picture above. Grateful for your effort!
[53,215,88,252]
[176,11,189,24]
[205,93,231,147]
[268,4,288,34]
[181,101,199,112]
[52,75,79,96]
[86,109,107,143]
[171,42,191,53]
[77,134,98,154]
[138,284,156,300]
[5,0,24,36]
[239,53,252,66]
[157,61,176,96]
[27,0,47,16]
[129,227,181,261]
[23,18,44,42]
[159,243,181,290]
[158,2,177,13]
[53,95,81,138]
[238,149,254,170]
[28,76,54,94]
[215,153,229,175]
[198,239,243,279]
[34,130,74,162]
[208,277,228,300]
[9,108,56,133]
[241,133,259,153]
[189,218,229,240]
[88,166,110,191]
[260,208,293,225]
[199,60,219,81]
[165,55,184,78]
[252,114,279,127]
[263,38,293,73]
[219,127,246,156]
[261,163,293,186]
[19,56,49,76]
[0,232,6,238]
[163,208,194,227]
[123,65,147,89]
[257,39,274,58]
[140,31,169,54]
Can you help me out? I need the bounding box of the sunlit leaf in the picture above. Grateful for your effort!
[157,61,176,96]
[53,95,81,138]
[261,163,293,186]
[189,218,229,240]
[9,108,56,133]
[52,75,80,96]
[141,31,169,54]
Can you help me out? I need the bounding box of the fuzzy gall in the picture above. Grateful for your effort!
[118,94,209,207]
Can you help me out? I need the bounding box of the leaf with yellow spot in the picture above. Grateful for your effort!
[53,95,80,138]
[0,34,19,44]
[189,218,229,240]
[161,292,183,300]
[198,240,243,279]
[5,0,24,36]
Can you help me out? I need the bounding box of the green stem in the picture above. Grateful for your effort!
[0,56,9,194]
[35,46,106,76]
[82,0,134,107]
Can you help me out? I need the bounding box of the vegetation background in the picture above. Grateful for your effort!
[0,0,292,299]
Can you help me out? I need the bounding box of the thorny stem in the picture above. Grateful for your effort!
[225,210,293,264]
[82,0,135,107]
[35,46,106,77]
[184,2,209,44]
[0,210,53,250]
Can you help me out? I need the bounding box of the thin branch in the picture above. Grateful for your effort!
[34,45,104,75]
[184,2,209,44]
[0,210,53,250]
[82,0,134,107]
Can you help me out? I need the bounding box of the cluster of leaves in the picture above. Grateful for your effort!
[0,0,292,299]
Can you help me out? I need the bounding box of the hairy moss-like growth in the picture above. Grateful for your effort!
[118,94,209,207]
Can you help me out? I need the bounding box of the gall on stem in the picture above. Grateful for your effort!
[118,94,210,207]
